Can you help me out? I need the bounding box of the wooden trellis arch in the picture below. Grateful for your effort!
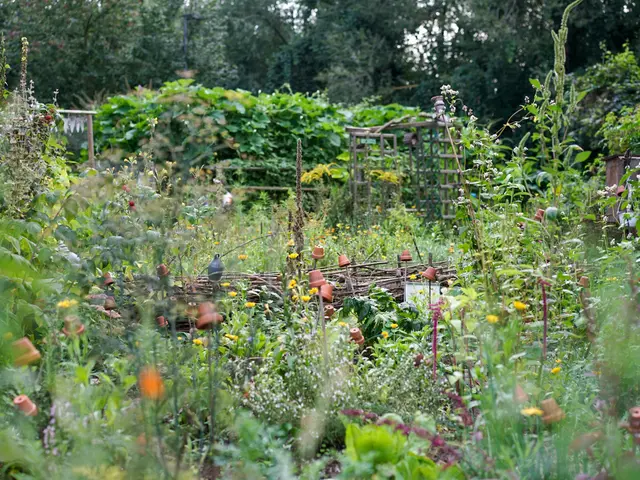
[346,116,462,221]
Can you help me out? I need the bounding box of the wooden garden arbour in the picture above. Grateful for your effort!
[346,115,462,221]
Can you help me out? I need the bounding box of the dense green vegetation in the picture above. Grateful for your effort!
[1,1,640,479]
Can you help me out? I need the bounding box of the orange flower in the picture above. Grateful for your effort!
[139,367,164,400]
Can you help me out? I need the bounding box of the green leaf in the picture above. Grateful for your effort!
[529,78,542,90]
[574,151,591,163]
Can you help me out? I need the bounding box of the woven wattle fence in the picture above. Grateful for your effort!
[168,260,455,309]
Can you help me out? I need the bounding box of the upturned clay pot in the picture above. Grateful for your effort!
[14,395,38,416]
[196,303,223,330]
[320,284,333,302]
[399,250,412,262]
[422,266,438,281]
[338,254,351,268]
[62,315,85,337]
[541,398,565,424]
[324,305,336,319]
[12,337,41,366]
[103,272,114,286]
[578,276,590,288]
[350,327,365,345]
[156,316,168,328]
[104,296,117,310]
[312,246,325,260]
[534,209,545,222]
[308,270,326,288]
[156,264,170,277]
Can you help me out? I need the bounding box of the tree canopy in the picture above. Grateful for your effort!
[1,0,639,123]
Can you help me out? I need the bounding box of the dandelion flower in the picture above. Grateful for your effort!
[381,331,389,339]
[214,241,220,246]
[309,287,318,295]
[221,282,231,287]
[237,254,248,261]
[139,367,164,400]
[288,253,299,259]
[288,279,297,289]
[486,314,499,324]
[192,338,203,346]
[338,322,348,327]
[57,299,78,309]
[390,323,398,329]
[551,367,561,374]
[228,291,238,298]
[521,407,544,416]
[301,295,311,303]
[409,274,417,280]
[287,239,295,247]
[245,302,256,308]
[224,334,239,342]
[292,295,299,302]
[555,359,562,364]
[513,301,527,311]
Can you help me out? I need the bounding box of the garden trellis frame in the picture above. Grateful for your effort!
[346,115,463,221]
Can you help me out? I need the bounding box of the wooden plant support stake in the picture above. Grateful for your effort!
[346,265,355,295]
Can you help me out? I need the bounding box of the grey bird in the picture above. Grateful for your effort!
[208,254,224,282]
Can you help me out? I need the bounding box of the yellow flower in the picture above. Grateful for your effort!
[449,244,454,254]
[288,279,297,289]
[192,338,203,346]
[486,314,499,324]
[381,331,389,339]
[287,239,295,247]
[292,295,299,302]
[228,291,238,298]
[301,295,311,303]
[390,323,398,329]
[221,282,231,287]
[309,287,318,295]
[57,299,78,309]
[521,407,544,416]
[551,367,561,374]
[555,359,562,364]
[245,302,256,308]
[214,241,220,245]
[224,334,239,341]
[238,254,248,261]
[513,301,527,311]
[288,253,299,259]
[268,231,273,235]
[408,274,417,280]
[338,322,348,327]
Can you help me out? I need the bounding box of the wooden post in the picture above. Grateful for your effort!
[87,114,95,169]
